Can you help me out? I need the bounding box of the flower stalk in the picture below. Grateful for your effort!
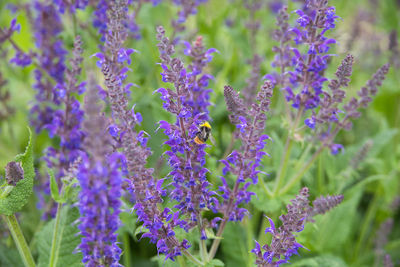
[3,214,36,267]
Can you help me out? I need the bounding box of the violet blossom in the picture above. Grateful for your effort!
[171,0,208,41]
[0,18,32,67]
[216,81,272,222]
[91,0,161,42]
[97,1,188,260]
[44,35,85,178]
[77,77,123,266]
[30,1,67,132]
[53,0,89,13]
[252,187,343,266]
[285,1,339,111]
[156,26,216,237]
[183,35,217,120]
[269,2,390,155]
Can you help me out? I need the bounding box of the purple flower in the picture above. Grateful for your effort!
[268,2,390,155]
[270,2,339,113]
[0,18,20,44]
[183,36,217,120]
[91,0,160,42]
[1,18,32,67]
[97,3,186,260]
[304,117,315,129]
[253,188,343,266]
[329,143,344,155]
[171,0,208,41]
[156,26,216,234]
[43,36,85,178]
[30,1,67,132]
[77,79,122,266]
[53,0,89,13]
[216,81,273,222]
[9,44,32,68]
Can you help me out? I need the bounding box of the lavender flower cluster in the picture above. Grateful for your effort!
[267,2,390,155]
[77,79,123,266]
[218,81,272,221]
[252,188,343,266]
[0,0,393,266]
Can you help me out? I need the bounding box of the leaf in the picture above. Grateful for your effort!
[205,228,222,240]
[0,128,34,216]
[290,254,348,267]
[250,184,282,213]
[118,208,137,238]
[300,192,361,254]
[36,206,83,267]
[0,243,24,267]
[207,259,225,266]
[49,168,63,203]
[220,223,248,267]
[151,254,188,267]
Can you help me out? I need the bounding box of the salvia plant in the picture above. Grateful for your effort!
[0,0,398,266]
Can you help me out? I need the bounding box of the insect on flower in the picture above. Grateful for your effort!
[194,121,212,145]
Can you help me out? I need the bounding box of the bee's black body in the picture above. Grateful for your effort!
[194,121,211,144]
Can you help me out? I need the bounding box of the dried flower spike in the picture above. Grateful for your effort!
[5,162,24,186]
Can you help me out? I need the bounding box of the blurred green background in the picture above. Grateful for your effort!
[0,0,399,266]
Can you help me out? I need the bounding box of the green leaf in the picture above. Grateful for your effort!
[290,255,347,267]
[0,128,34,216]
[250,184,282,213]
[220,223,248,267]
[134,225,149,237]
[118,208,137,238]
[63,177,79,203]
[49,168,63,203]
[207,259,225,266]
[151,254,185,267]
[205,228,222,240]
[36,206,83,267]
[0,243,24,267]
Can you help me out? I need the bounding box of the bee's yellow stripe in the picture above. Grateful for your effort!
[200,121,211,129]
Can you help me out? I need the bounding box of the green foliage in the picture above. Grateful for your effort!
[0,243,24,266]
[220,223,249,267]
[0,0,399,266]
[289,255,347,267]
[36,206,83,267]
[0,128,34,216]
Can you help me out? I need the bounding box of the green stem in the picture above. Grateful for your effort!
[245,217,253,267]
[49,202,63,267]
[317,154,324,193]
[49,183,67,267]
[182,250,204,266]
[177,255,187,267]
[258,174,272,198]
[272,137,294,195]
[279,146,324,196]
[273,107,303,196]
[3,215,36,267]
[197,221,208,262]
[354,193,379,262]
[122,233,132,267]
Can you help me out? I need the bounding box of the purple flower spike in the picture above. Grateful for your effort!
[156,26,216,242]
[96,2,186,261]
[77,77,122,266]
[216,81,273,222]
[268,1,390,156]
[253,188,343,266]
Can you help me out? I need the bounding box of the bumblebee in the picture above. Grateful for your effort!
[194,121,212,145]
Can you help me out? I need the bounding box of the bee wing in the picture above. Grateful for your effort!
[209,134,216,145]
